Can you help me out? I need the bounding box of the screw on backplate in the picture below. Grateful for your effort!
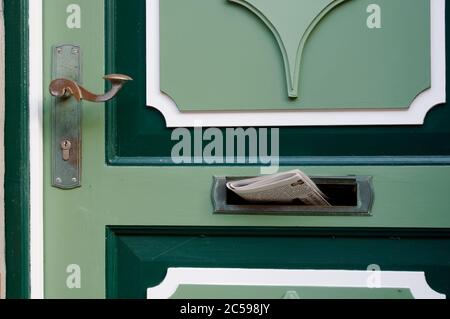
[56,177,62,184]
[56,47,62,54]
[72,47,79,55]
[72,178,78,183]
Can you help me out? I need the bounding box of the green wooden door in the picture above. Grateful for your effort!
[38,0,450,298]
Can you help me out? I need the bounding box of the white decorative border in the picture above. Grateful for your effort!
[29,0,44,299]
[147,268,446,299]
[147,0,446,127]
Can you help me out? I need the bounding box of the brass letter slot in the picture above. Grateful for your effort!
[212,176,373,216]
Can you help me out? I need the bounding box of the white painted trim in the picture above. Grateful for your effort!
[147,0,446,127]
[29,0,44,299]
[147,268,446,299]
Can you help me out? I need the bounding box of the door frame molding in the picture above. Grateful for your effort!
[28,0,44,300]
[3,0,31,298]
[4,0,43,299]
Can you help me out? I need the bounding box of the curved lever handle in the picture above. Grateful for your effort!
[49,74,133,102]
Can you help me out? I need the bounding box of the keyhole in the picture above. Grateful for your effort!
[61,139,72,161]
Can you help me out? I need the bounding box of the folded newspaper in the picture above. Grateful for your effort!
[226,169,331,206]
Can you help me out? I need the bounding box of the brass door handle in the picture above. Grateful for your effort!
[50,45,133,190]
[49,74,132,102]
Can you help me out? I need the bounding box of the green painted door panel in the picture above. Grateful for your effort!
[161,0,429,109]
[106,228,449,299]
[169,286,414,299]
[41,0,450,299]
[107,0,449,164]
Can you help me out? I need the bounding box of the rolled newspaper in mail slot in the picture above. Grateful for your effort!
[226,169,331,206]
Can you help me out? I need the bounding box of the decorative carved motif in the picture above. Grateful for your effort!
[229,0,347,98]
